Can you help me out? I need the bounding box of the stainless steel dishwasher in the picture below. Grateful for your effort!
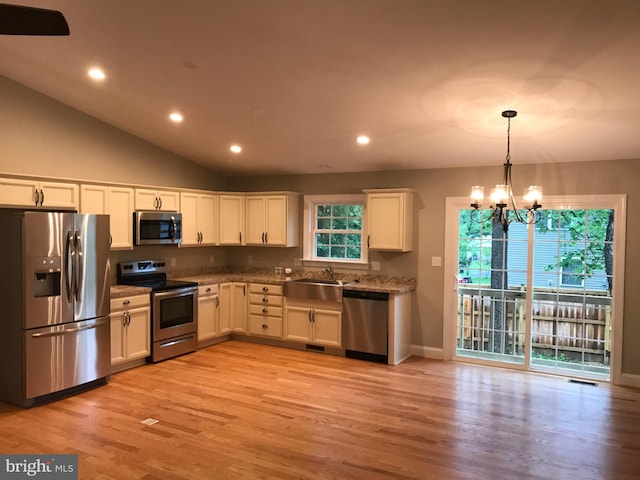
[342,290,389,363]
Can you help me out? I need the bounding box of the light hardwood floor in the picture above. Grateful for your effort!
[1,340,639,479]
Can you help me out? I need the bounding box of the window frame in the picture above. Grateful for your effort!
[302,194,368,266]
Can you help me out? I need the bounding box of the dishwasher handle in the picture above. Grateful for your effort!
[342,290,389,301]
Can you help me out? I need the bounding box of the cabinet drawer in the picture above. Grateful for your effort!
[249,304,283,318]
[198,284,219,296]
[249,283,283,295]
[249,293,283,307]
[249,315,283,338]
[110,294,149,312]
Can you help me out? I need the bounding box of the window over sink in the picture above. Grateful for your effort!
[303,194,368,265]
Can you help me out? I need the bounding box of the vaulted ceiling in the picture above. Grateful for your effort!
[1,0,639,175]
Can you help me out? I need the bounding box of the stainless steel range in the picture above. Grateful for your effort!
[117,260,198,362]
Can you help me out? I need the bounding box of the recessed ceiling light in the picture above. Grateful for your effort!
[356,135,370,145]
[230,145,242,153]
[169,112,183,123]
[88,68,106,81]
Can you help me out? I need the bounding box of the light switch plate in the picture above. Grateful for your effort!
[431,256,442,267]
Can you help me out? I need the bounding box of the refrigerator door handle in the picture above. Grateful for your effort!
[30,317,109,337]
[74,231,83,302]
[65,231,74,302]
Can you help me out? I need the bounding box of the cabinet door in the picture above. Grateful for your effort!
[264,195,288,246]
[180,192,200,246]
[158,190,180,212]
[110,312,127,364]
[284,306,313,343]
[108,187,134,250]
[219,195,245,245]
[0,178,38,207]
[366,191,413,252]
[245,195,266,245]
[126,307,151,361]
[219,283,232,334]
[198,194,218,245]
[198,294,218,341]
[80,184,108,214]
[39,181,79,209]
[135,189,160,210]
[232,283,247,332]
[312,308,342,347]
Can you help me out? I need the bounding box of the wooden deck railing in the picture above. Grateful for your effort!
[457,286,612,363]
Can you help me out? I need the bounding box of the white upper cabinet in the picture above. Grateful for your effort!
[0,177,78,210]
[135,188,179,211]
[180,191,218,246]
[218,194,245,245]
[364,188,415,252]
[245,193,300,247]
[80,184,134,250]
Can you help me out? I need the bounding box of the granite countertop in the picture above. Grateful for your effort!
[174,272,416,294]
[110,284,152,299]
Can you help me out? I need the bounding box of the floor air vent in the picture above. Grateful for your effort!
[306,344,325,352]
[568,379,598,387]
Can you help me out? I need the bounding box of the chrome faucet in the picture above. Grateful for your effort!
[323,265,335,280]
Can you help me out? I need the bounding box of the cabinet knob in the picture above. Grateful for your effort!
[262,286,269,292]
[262,324,268,329]
[206,287,211,293]
[262,297,268,302]
[122,299,130,305]
[262,308,268,314]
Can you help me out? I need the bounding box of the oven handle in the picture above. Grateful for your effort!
[153,287,197,300]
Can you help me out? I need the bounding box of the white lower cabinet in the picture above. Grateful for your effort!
[284,300,342,347]
[198,284,220,344]
[248,283,283,338]
[110,295,150,368]
[220,282,247,334]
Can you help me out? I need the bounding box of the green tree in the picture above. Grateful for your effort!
[536,209,614,292]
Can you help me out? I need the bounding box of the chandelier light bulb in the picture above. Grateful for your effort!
[470,186,484,207]
[524,185,542,207]
[490,185,510,205]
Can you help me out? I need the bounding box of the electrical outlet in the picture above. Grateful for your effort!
[294,258,301,267]
[170,257,176,267]
[209,255,215,265]
[371,261,380,271]
[247,255,252,265]
[431,256,442,267]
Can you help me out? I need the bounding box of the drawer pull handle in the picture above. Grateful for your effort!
[122,299,130,305]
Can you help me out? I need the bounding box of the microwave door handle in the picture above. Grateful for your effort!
[170,216,177,240]
[65,231,74,302]
[74,231,83,301]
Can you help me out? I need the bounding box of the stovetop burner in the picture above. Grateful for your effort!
[117,260,197,292]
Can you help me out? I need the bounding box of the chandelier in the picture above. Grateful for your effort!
[470,110,542,232]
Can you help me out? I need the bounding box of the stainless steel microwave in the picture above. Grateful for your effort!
[134,211,182,246]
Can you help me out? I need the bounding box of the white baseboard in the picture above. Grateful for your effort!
[619,372,640,389]
[410,344,444,360]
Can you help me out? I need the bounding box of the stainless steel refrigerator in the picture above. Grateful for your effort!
[0,210,111,406]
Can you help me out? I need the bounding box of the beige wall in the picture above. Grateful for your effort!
[0,76,226,190]
[229,159,640,375]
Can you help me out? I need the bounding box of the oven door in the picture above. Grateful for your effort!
[152,287,197,342]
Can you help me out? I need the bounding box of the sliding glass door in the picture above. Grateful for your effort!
[447,195,625,382]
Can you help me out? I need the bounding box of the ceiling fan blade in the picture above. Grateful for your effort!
[0,3,69,35]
